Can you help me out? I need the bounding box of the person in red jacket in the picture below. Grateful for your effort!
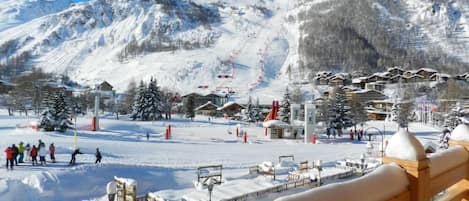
[49,143,56,163]
[30,145,38,166]
[4,147,14,170]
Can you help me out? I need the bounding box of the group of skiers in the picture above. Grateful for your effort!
[4,139,103,170]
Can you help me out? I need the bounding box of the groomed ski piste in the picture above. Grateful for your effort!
[0,109,442,201]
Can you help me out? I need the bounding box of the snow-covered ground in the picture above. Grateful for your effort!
[0,109,441,201]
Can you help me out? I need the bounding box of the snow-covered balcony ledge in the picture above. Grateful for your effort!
[276,124,469,201]
[449,124,469,149]
[274,164,409,201]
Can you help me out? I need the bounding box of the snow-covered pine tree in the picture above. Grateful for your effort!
[70,96,84,117]
[393,101,413,129]
[350,98,368,128]
[39,92,54,131]
[444,103,464,129]
[290,87,303,104]
[439,127,451,149]
[253,97,264,122]
[184,95,195,120]
[124,79,137,114]
[278,87,291,123]
[329,87,353,133]
[243,96,254,122]
[390,102,399,122]
[146,77,163,121]
[130,80,147,120]
[39,90,72,132]
[53,90,72,132]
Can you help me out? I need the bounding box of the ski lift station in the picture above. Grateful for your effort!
[263,101,319,144]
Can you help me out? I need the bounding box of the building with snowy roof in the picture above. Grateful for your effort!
[366,73,390,83]
[0,79,15,94]
[346,89,387,104]
[430,73,452,82]
[352,77,368,89]
[416,68,438,79]
[328,75,346,87]
[182,92,228,108]
[403,74,425,83]
[389,74,405,83]
[194,101,219,116]
[387,67,405,77]
[365,81,387,92]
[217,101,245,117]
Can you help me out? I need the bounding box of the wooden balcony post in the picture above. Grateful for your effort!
[383,130,430,201]
[448,124,469,200]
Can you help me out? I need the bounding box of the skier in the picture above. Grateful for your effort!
[95,148,102,164]
[30,145,38,166]
[11,144,18,166]
[37,139,43,150]
[349,129,354,141]
[146,132,150,141]
[69,148,83,165]
[49,143,56,163]
[38,143,48,166]
[25,143,31,162]
[4,146,14,170]
[18,142,25,163]
[106,180,117,201]
[326,128,330,139]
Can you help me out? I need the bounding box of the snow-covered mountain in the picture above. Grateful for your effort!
[0,0,468,98]
[0,0,296,101]
[404,0,469,63]
[0,0,72,31]
[297,0,469,74]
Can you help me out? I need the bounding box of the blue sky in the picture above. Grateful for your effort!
[72,0,89,2]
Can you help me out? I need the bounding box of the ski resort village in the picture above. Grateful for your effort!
[1,0,469,201]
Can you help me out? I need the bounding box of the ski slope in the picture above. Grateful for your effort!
[0,0,298,102]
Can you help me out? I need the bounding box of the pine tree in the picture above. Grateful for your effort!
[318,98,331,127]
[184,95,195,120]
[391,91,415,130]
[39,90,72,132]
[290,87,303,104]
[124,79,137,114]
[350,98,368,127]
[54,90,72,132]
[278,87,291,123]
[444,103,464,129]
[393,102,413,129]
[146,77,163,120]
[253,97,264,122]
[130,81,147,120]
[439,127,451,149]
[39,92,54,131]
[243,96,254,122]
[390,102,399,122]
[329,87,353,133]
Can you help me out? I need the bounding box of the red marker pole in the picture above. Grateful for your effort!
[91,117,96,131]
[265,128,267,136]
[236,127,239,137]
[244,131,248,143]
[168,125,172,135]
[312,133,316,144]
[165,128,169,140]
